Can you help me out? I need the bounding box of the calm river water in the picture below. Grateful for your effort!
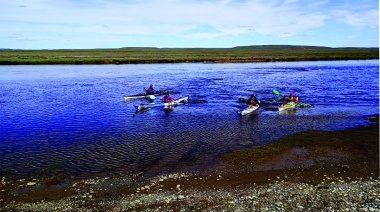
[0,60,378,179]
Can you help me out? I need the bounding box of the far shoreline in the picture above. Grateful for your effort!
[0,58,379,65]
[0,45,378,65]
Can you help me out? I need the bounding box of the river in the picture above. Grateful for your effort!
[0,60,378,179]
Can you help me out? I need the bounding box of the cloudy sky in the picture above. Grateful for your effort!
[0,0,378,49]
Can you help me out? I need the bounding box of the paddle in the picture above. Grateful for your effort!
[273,89,281,95]
[298,102,311,108]
[272,89,285,102]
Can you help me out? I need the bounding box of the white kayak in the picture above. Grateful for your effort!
[239,105,260,116]
[133,95,189,111]
[278,101,297,111]
[164,95,189,107]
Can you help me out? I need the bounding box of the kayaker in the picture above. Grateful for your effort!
[283,92,298,103]
[246,94,259,108]
[161,91,175,103]
[145,84,155,95]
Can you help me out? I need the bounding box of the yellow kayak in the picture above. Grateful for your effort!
[279,101,297,111]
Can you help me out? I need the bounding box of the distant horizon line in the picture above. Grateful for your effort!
[0,44,379,51]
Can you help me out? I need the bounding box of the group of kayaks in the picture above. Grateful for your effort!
[124,89,305,115]
[124,89,189,112]
[238,101,299,116]
[238,89,303,116]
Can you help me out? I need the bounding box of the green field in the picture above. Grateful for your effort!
[0,45,378,65]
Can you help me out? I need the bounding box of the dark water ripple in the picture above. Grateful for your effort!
[0,60,378,179]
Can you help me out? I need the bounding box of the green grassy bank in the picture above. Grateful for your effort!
[0,45,378,65]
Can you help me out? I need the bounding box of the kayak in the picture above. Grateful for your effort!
[239,105,259,116]
[124,90,167,101]
[133,104,152,111]
[164,95,189,107]
[133,96,189,111]
[278,101,297,111]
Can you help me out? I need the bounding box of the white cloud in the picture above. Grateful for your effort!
[332,9,379,27]
[0,0,329,36]
[0,0,378,48]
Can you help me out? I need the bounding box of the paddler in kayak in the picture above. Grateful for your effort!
[246,94,259,108]
[161,91,175,103]
[145,84,155,95]
[280,92,299,108]
[282,92,299,103]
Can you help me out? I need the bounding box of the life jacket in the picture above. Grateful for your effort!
[164,96,171,103]
[147,87,154,92]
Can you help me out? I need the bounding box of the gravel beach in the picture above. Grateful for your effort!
[1,116,378,211]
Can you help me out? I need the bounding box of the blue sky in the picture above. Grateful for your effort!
[0,0,378,49]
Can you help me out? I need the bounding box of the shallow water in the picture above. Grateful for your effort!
[0,60,378,179]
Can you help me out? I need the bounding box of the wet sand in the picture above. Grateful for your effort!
[1,116,379,211]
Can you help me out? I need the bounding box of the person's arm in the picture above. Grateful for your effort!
[254,96,259,104]
[246,98,251,104]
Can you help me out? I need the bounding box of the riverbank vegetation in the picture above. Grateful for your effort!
[0,45,378,65]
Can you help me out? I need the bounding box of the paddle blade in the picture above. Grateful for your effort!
[298,102,311,108]
[273,89,281,95]
[149,95,156,100]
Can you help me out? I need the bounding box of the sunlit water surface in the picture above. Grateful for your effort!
[0,60,378,179]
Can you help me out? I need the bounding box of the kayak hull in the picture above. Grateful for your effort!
[124,90,167,101]
[239,105,259,116]
[133,95,189,111]
[278,102,297,111]
[164,96,189,107]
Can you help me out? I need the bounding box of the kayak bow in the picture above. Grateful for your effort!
[164,95,189,107]
[278,101,297,111]
[239,105,260,116]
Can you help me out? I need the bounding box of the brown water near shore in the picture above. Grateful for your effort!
[1,116,378,210]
